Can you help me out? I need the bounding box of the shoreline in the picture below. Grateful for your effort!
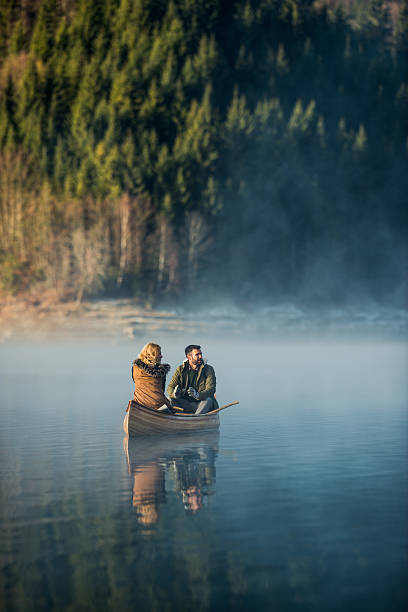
[0,295,209,341]
[1,294,407,342]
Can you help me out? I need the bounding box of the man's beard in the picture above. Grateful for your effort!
[192,357,203,366]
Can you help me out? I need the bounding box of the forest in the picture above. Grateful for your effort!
[0,0,407,307]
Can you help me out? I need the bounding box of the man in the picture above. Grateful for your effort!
[167,345,218,414]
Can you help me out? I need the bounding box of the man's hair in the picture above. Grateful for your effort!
[185,344,201,357]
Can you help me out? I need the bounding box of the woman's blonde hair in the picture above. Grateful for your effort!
[138,342,162,365]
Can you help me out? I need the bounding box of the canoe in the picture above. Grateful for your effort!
[124,400,220,436]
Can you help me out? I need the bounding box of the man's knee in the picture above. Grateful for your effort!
[170,397,195,413]
[195,397,214,415]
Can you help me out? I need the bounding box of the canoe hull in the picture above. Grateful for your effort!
[124,400,220,436]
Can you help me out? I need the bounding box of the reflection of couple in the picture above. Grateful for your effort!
[131,342,218,415]
[131,459,164,527]
[124,435,218,526]
[169,446,217,512]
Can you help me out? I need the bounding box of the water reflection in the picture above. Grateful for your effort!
[123,433,219,527]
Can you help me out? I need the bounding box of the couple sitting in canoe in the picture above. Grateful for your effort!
[132,342,218,415]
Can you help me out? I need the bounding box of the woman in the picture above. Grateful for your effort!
[131,342,172,411]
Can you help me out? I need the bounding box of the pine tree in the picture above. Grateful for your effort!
[0,78,15,145]
[9,20,26,54]
[225,87,253,136]
[395,0,408,54]
[353,123,367,153]
[30,0,58,60]
[17,59,46,153]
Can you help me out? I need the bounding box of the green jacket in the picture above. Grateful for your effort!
[167,360,217,402]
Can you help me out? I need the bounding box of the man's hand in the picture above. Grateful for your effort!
[172,384,181,399]
[187,387,200,400]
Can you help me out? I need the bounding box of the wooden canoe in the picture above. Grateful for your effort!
[124,400,220,436]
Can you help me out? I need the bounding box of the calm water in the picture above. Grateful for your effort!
[1,334,407,611]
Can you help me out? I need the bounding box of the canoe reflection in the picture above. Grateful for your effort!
[123,432,219,526]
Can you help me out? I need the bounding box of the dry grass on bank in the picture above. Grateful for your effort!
[0,289,98,339]
[0,290,214,341]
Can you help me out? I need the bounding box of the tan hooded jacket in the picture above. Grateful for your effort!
[132,359,172,409]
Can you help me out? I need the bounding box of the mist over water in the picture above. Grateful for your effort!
[1,328,407,611]
[178,302,408,337]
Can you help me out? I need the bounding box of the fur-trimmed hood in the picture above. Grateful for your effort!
[133,359,170,378]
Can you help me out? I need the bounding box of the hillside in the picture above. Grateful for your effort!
[0,0,407,307]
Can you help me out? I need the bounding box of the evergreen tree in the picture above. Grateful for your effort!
[0,0,406,301]
[395,0,408,54]
[30,0,59,60]
[9,20,26,54]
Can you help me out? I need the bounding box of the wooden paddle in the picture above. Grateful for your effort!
[206,401,239,416]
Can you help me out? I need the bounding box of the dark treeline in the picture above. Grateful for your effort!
[0,0,407,306]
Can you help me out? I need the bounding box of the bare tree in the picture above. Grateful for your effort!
[157,214,168,291]
[185,211,212,291]
[116,193,153,288]
[0,150,29,259]
[117,193,131,289]
[154,213,181,295]
[72,223,109,303]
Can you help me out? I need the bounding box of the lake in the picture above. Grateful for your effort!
[1,332,407,611]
